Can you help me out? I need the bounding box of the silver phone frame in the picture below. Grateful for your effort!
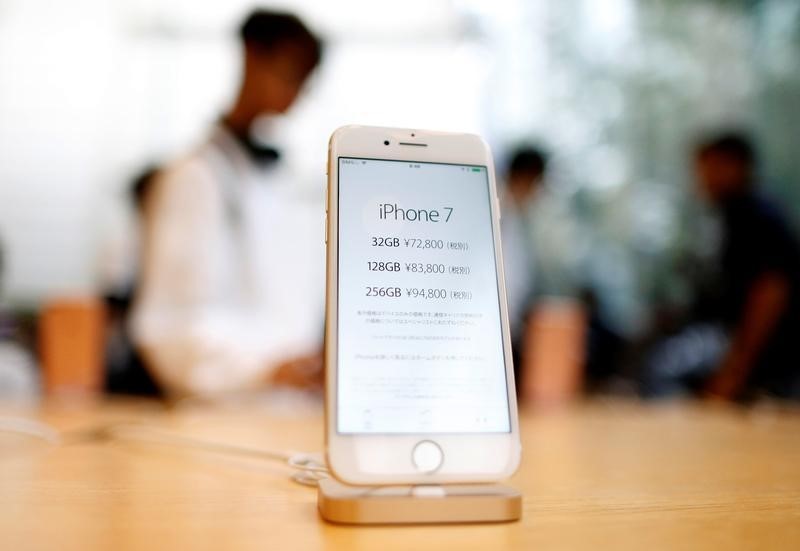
[324,125,521,485]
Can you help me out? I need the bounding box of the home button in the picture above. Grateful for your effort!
[412,440,443,473]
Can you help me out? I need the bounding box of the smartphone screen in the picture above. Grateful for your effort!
[336,157,511,435]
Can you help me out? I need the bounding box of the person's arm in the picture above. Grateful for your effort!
[131,159,315,398]
[705,272,789,400]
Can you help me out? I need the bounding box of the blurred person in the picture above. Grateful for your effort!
[502,147,606,403]
[500,146,546,389]
[131,11,325,398]
[501,146,546,336]
[641,132,800,401]
[502,146,600,403]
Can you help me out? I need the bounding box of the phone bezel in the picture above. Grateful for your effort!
[325,125,521,485]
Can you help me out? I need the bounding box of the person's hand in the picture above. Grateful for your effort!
[703,371,741,401]
[703,358,746,401]
[704,273,788,402]
[269,352,324,390]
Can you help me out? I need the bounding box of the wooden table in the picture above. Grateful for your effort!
[1,398,798,550]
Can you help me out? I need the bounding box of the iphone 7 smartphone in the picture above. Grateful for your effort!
[325,125,520,485]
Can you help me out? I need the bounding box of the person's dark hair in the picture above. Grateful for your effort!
[695,131,756,166]
[129,166,160,213]
[508,146,548,177]
[239,11,322,72]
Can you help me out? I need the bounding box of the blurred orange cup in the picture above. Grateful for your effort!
[39,297,105,397]
[523,298,587,408]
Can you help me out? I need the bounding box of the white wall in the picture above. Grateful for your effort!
[0,0,488,305]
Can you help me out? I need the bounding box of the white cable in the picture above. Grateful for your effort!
[0,417,61,444]
[287,452,329,473]
[291,470,329,487]
[0,416,328,487]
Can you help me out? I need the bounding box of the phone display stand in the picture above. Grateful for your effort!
[317,478,522,525]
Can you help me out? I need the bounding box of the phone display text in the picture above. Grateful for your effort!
[336,158,511,434]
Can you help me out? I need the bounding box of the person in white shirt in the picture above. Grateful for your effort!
[131,11,324,399]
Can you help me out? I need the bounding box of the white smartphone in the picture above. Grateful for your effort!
[325,125,520,485]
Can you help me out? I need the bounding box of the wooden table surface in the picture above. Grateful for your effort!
[0,398,798,550]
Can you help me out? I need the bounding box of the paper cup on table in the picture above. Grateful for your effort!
[39,297,105,398]
[523,298,587,408]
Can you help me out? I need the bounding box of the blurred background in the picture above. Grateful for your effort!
[0,0,798,404]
